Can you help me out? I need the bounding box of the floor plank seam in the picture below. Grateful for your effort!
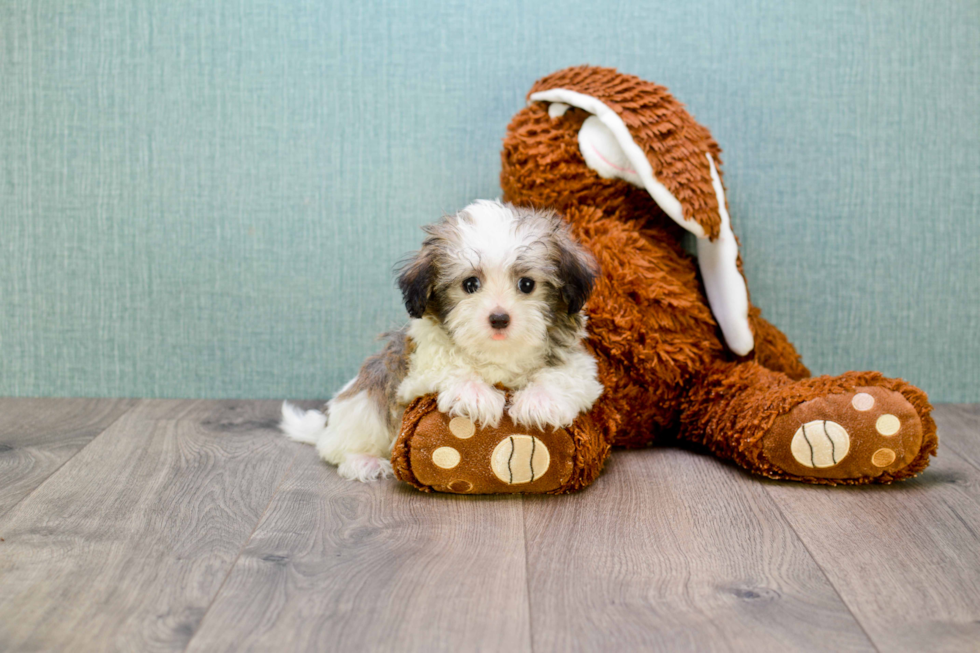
[181,446,301,653]
[0,400,143,521]
[520,496,536,653]
[762,485,882,653]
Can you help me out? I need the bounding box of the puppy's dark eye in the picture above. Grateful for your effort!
[462,277,481,294]
[518,277,535,294]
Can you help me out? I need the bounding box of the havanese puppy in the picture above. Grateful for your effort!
[281,200,603,482]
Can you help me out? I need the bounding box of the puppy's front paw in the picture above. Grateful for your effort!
[509,384,580,431]
[437,379,505,428]
[338,454,393,482]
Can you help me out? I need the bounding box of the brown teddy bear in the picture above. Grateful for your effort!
[392,65,937,492]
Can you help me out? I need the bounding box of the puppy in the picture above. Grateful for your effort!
[281,200,603,482]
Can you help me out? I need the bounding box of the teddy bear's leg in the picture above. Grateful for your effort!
[746,306,810,381]
[677,360,938,484]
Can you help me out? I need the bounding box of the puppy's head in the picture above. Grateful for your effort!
[397,200,598,364]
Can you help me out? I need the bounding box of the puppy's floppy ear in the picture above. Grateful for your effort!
[396,248,436,319]
[553,228,599,315]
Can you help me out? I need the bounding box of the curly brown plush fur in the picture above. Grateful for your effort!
[496,65,937,485]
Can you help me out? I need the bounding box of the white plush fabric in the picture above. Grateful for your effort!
[577,115,645,188]
[699,154,753,355]
[547,101,570,118]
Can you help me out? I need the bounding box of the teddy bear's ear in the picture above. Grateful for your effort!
[527,67,754,355]
[530,87,697,236]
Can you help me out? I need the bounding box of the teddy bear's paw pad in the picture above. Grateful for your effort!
[763,386,923,480]
[491,435,550,484]
[407,413,575,494]
[789,420,850,468]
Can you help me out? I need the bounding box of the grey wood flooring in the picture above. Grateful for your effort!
[0,399,978,652]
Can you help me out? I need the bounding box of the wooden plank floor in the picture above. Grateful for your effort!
[0,400,977,652]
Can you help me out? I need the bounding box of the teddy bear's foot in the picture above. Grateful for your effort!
[392,395,610,494]
[402,411,576,494]
[762,386,925,482]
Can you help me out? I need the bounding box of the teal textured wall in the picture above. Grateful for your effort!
[1,1,978,401]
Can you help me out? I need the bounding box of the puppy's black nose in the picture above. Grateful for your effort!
[489,312,510,330]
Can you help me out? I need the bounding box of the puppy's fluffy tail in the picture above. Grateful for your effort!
[280,401,327,445]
